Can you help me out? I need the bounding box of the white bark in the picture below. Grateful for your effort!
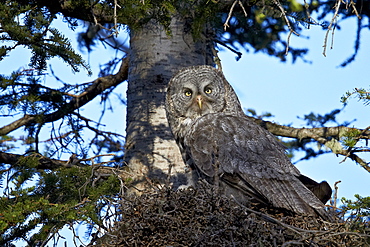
[124,14,213,190]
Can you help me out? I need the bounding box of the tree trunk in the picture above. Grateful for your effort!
[124,14,213,190]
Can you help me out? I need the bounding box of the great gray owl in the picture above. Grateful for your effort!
[165,65,332,219]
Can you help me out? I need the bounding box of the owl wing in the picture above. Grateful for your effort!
[184,113,330,219]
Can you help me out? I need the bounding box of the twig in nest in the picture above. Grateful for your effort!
[333,180,341,208]
[230,195,324,235]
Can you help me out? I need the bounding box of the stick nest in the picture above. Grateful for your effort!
[94,183,370,246]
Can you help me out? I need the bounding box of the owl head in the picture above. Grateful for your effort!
[166,66,243,136]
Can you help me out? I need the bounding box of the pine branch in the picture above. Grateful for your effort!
[0,151,123,180]
[0,151,81,169]
[0,57,128,136]
[33,0,115,24]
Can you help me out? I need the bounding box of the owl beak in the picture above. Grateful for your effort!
[196,95,203,109]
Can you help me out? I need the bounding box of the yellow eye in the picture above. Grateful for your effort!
[204,88,212,94]
[184,90,192,97]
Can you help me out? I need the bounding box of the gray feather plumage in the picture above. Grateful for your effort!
[166,65,331,219]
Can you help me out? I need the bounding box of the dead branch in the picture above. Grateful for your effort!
[323,0,341,56]
[322,0,362,56]
[223,0,247,31]
[0,151,83,169]
[273,0,299,36]
[249,117,370,140]
[249,117,370,172]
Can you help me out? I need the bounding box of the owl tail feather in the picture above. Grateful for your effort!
[219,173,334,222]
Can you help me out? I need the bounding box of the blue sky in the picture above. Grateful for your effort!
[1,12,370,247]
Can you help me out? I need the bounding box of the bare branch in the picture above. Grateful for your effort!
[224,1,238,31]
[349,0,361,19]
[249,117,370,172]
[223,1,247,31]
[323,0,341,57]
[249,117,370,140]
[272,0,299,36]
[273,0,299,55]
[215,39,242,60]
[285,30,293,55]
[339,150,370,172]
[113,0,122,37]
